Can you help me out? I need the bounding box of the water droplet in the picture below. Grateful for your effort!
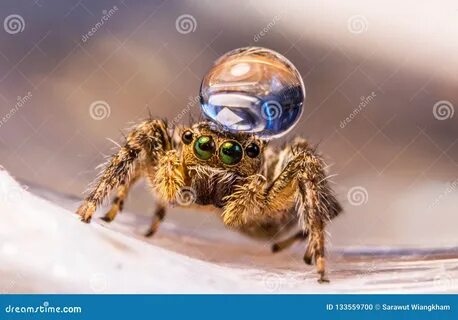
[200,47,305,138]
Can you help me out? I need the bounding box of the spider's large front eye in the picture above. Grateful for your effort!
[219,141,243,165]
[194,136,215,160]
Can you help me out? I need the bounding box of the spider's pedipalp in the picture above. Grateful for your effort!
[150,149,185,203]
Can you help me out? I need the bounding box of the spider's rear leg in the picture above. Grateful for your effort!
[100,174,140,222]
[271,230,308,253]
[144,204,166,237]
[77,119,171,222]
[306,213,329,283]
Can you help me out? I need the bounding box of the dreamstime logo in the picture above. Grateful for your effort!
[429,178,458,209]
[89,273,108,293]
[347,186,368,206]
[340,91,377,129]
[176,186,196,206]
[4,300,82,314]
[347,15,368,34]
[81,6,119,43]
[89,100,111,120]
[3,14,25,34]
[253,15,281,42]
[356,262,377,281]
[175,14,197,34]
[262,273,282,292]
[261,101,283,120]
[433,266,457,291]
[0,271,23,294]
[433,100,454,120]
[433,273,455,291]
[0,91,33,129]
[0,183,28,205]
[262,272,298,292]
[171,95,200,126]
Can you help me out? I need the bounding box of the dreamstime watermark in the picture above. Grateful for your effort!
[429,178,458,209]
[3,14,25,34]
[432,100,454,120]
[355,262,377,282]
[263,273,283,292]
[340,91,376,129]
[0,271,23,294]
[0,183,29,205]
[433,265,457,291]
[4,301,82,314]
[175,14,197,34]
[262,272,301,292]
[171,95,200,126]
[0,92,32,129]
[254,15,281,42]
[175,186,196,206]
[89,100,111,120]
[347,186,368,206]
[347,15,368,34]
[81,6,119,43]
[261,100,283,120]
[89,273,108,293]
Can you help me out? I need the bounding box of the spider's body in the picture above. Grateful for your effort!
[77,119,342,282]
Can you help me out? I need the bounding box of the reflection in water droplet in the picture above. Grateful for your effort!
[230,63,251,77]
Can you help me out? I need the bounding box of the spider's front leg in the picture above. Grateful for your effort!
[76,119,172,222]
[268,148,341,283]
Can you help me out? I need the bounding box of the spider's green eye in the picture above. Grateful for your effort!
[182,130,193,145]
[194,136,215,160]
[219,141,243,165]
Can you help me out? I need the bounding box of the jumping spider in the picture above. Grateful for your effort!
[76,119,342,282]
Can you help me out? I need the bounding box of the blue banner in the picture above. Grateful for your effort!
[0,294,457,320]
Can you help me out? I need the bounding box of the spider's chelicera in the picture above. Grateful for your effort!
[76,120,342,283]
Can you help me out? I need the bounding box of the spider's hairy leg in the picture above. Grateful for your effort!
[271,230,308,253]
[101,172,140,222]
[267,144,341,283]
[144,203,166,237]
[76,119,171,222]
[303,183,329,283]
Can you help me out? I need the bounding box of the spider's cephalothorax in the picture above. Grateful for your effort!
[77,119,342,282]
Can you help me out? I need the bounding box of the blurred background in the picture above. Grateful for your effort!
[0,0,457,248]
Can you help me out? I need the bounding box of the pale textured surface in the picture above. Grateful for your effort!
[1,170,457,293]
